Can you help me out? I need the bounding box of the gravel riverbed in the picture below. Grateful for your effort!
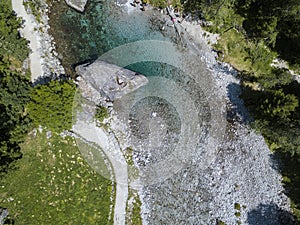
[134,13,293,225]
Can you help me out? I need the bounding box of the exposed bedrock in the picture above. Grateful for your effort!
[64,0,88,12]
[75,60,148,103]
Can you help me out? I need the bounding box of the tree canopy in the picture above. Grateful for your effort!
[0,57,31,177]
[0,1,32,177]
[27,79,76,132]
[0,1,29,62]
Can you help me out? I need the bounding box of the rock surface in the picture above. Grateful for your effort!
[64,0,88,12]
[0,208,8,225]
[75,60,148,102]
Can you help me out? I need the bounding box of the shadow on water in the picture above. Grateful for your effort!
[71,57,98,70]
[247,203,296,225]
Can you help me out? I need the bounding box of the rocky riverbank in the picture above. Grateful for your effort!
[69,2,293,224]
[11,0,65,83]
[120,3,293,225]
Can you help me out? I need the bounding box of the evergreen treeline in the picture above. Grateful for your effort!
[0,57,32,177]
[0,1,76,178]
[236,0,300,67]
[0,1,31,177]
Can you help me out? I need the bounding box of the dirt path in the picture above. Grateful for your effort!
[11,0,43,81]
[73,120,128,225]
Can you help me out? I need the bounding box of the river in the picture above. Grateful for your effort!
[48,1,292,224]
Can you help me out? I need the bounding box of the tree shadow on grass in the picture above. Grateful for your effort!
[247,203,296,225]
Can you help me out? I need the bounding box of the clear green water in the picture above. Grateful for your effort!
[49,0,170,74]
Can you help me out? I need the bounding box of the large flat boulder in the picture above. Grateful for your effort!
[75,60,148,101]
[65,0,88,12]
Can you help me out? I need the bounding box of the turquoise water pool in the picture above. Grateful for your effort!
[49,0,170,73]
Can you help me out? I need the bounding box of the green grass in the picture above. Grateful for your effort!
[148,0,167,8]
[95,105,109,123]
[124,147,142,225]
[124,147,134,166]
[234,203,241,211]
[214,29,276,77]
[235,212,241,217]
[145,0,181,9]
[214,30,251,71]
[23,0,43,24]
[76,139,114,182]
[0,131,114,225]
[217,221,226,225]
[126,187,142,225]
[124,147,140,184]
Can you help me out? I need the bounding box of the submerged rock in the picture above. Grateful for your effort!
[75,60,148,102]
[64,0,88,12]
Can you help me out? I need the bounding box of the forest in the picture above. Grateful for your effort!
[0,1,90,224]
[0,0,300,223]
[0,0,75,177]
[0,0,31,177]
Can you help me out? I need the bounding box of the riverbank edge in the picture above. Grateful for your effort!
[11,0,65,83]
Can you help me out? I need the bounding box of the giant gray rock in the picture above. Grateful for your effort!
[65,0,88,12]
[75,60,148,101]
